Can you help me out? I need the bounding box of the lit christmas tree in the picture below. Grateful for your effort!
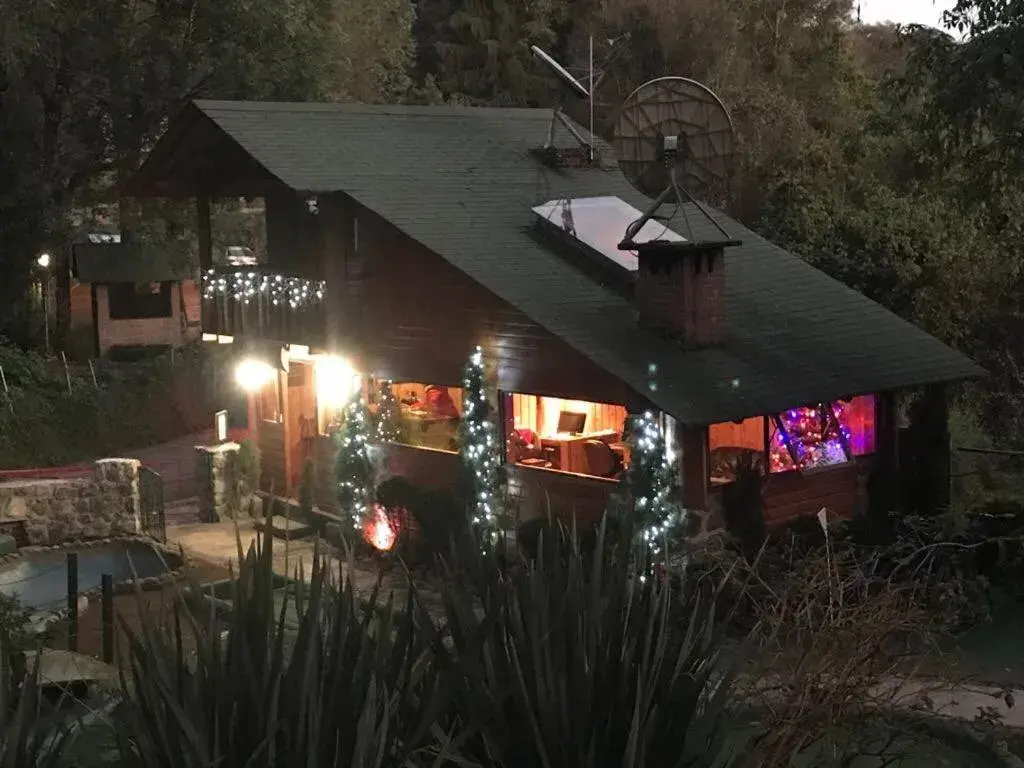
[625,410,682,554]
[374,379,406,443]
[458,346,502,547]
[334,392,375,532]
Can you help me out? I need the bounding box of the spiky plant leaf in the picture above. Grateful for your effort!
[435,515,749,768]
[114,530,449,768]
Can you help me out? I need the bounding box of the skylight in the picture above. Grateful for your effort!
[532,196,685,273]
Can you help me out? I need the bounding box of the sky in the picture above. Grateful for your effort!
[858,0,955,27]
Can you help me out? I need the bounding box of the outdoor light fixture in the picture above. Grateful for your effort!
[37,253,51,269]
[235,358,276,392]
[315,355,360,408]
[215,410,229,442]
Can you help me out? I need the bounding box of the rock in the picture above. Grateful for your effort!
[0,534,16,556]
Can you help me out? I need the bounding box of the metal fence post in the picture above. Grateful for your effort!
[66,552,78,652]
[101,574,114,664]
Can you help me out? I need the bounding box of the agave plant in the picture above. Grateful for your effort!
[114,531,452,768]
[0,639,70,768]
[431,518,750,768]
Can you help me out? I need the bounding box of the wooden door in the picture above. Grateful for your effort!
[286,362,318,490]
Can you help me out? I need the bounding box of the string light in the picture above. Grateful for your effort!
[627,409,683,555]
[459,345,502,549]
[202,269,326,310]
[769,402,853,473]
[335,390,374,532]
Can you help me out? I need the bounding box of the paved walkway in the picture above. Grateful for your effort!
[166,520,446,615]
[125,428,247,502]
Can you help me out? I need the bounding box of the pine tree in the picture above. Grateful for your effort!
[625,410,682,554]
[458,345,502,547]
[334,393,375,532]
[375,379,406,443]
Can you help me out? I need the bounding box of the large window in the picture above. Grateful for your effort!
[709,395,876,483]
[107,281,173,319]
[508,393,629,479]
[372,379,463,453]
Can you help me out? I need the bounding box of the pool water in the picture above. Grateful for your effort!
[0,542,176,611]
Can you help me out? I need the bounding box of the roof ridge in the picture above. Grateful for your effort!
[193,99,554,119]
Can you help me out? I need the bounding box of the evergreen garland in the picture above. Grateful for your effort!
[625,410,682,553]
[458,346,502,547]
[334,392,375,532]
[375,379,406,443]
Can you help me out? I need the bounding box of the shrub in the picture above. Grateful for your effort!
[721,453,767,561]
[375,476,472,564]
[434,518,749,766]
[115,533,448,768]
[0,339,235,468]
[234,438,261,497]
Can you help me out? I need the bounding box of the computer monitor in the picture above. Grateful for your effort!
[557,411,587,435]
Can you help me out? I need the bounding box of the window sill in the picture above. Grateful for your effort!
[508,462,622,485]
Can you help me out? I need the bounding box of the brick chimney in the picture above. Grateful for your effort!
[633,240,737,348]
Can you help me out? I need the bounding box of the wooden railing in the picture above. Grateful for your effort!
[200,267,327,346]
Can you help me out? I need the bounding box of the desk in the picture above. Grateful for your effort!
[540,429,619,474]
[404,409,458,451]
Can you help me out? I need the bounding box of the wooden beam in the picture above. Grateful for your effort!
[678,424,709,510]
[196,195,213,270]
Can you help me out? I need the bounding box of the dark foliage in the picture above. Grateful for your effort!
[720,454,767,562]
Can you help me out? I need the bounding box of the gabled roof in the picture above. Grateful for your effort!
[73,241,196,284]
[125,100,984,424]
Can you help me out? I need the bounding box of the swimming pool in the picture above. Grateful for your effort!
[0,541,178,611]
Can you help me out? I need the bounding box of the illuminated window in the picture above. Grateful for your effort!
[710,395,876,481]
[371,379,463,453]
[507,393,629,479]
[709,417,765,483]
[768,396,876,473]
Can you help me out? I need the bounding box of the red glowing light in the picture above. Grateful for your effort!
[363,505,398,551]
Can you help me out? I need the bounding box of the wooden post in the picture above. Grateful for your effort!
[196,195,213,271]
[66,553,79,653]
[101,574,114,664]
[678,424,709,510]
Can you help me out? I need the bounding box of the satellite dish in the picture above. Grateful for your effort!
[612,76,737,247]
[614,76,734,203]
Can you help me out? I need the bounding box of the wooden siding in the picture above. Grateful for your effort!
[258,419,287,493]
[318,194,644,410]
[507,465,618,528]
[383,444,461,490]
[761,458,869,525]
[510,394,626,437]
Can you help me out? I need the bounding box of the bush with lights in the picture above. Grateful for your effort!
[625,409,683,556]
[458,346,504,549]
[334,392,375,534]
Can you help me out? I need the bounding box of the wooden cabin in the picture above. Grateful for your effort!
[65,239,201,358]
[122,100,983,526]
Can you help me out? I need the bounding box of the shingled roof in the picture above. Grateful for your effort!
[125,100,983,425]
[73,241,196,283]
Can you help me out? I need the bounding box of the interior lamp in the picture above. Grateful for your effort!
[235,358,276,392]
[315,356,360,408]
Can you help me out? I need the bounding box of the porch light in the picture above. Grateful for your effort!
[315,355,360,408]
[235,358,276,392]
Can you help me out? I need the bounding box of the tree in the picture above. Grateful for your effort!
[0,0,417,342]
[458,346,502,547]
[375,379,407,443]
[414,0,560,105]
[334,393,375,532]
[625,410,681,555]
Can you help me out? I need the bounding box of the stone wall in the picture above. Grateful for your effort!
[195,442,260,522]
[0,458,143,546]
